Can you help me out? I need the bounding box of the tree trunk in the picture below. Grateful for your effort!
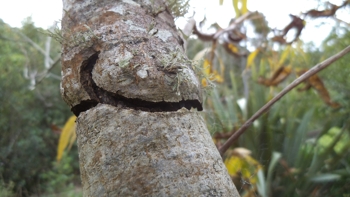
[60,0,239,196]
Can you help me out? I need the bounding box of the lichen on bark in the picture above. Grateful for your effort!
[61,0,202,113]
[60,0,239,196]
[77,104,239,196]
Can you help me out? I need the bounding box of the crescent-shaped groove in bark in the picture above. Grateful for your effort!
[72,52,203,116]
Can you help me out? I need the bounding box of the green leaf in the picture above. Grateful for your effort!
[212,89,231,128]
[266,152,282,196]
[310,174,341,182]
[256,169,267,197]
[291,109,314,164]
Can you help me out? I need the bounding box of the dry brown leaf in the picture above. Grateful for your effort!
[297,69,340,108]
[50,124,62,135]
[272,14,305,44]
[305,2,348,18]
[192,25,215,42]
[258,66,292,86]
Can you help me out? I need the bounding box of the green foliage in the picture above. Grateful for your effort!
[166,0,190,18]
[40,153,81,196]
[321,27,350,109]
[0,1,349,196]
[0,180,15,197]
[193,22,350,196]
[0,19,76,196]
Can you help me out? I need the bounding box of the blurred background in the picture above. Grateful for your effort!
[0,0,349,196]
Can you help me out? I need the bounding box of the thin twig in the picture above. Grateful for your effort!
[219,45,350,156]
[213,12,253,40]
[333,17,350,26]
[36,54,61,85]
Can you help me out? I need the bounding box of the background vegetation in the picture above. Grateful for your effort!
[0,0,349,196]
[0,18,80,196]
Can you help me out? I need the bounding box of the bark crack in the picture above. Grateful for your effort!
[72,52,202,116]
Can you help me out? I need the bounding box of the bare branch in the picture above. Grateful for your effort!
[219,45,350,156]
[36,54,61,85]
[44,36,52,68]
[16,25,61,88]
[16,30,54,64]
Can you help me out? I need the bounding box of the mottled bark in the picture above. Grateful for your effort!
[60,0,239,196]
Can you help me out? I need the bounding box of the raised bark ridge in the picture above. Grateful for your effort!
[60,0,202,115]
